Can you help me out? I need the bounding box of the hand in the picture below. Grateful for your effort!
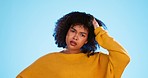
[92,19,100,29]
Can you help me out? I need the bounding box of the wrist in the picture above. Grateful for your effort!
[94,25,100,29]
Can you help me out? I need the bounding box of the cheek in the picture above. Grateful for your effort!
[65,33,69,44]
[66,32,73,44]
[79,37,88,45]
[66,32,72,39]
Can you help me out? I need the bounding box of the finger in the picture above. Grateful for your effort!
[93,19,99,29]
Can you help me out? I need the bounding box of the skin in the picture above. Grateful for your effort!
[92,19,100,29]
[63,19,100,54]
[64,24,88,54]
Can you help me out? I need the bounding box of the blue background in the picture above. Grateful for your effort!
[1,0,148,78]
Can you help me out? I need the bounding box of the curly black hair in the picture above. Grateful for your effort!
[53,11,106,57]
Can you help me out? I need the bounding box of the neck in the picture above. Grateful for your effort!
[63,49,82,54]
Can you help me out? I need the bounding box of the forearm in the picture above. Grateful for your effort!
[95,27,129,55]
[94,27,130,77]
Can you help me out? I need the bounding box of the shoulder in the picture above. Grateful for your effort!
[16,52,60,77]
[42,52,59,57]
[94,52,109,60]
[34,52,59,63]
[40,52,59,59]
[94,52,109,66]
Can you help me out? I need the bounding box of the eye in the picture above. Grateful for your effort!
[81,34,86,37]
[70,29,75,32]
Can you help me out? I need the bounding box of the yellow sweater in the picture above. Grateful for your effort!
[16,27,130,78]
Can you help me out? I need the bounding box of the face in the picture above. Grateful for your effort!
[66,25,88,51]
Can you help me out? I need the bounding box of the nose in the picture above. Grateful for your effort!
[73,33,78,40]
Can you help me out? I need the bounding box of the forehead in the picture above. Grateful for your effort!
[70,24,88,32]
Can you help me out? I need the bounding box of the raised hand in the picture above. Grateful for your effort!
[92,19,100,29]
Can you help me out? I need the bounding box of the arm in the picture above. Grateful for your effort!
[93,19,130,78]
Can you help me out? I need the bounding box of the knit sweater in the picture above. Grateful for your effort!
[16,27,130,78]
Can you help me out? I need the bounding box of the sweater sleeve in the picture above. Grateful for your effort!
[94,27,130,78]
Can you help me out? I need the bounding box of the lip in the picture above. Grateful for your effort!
[70,41,77,46]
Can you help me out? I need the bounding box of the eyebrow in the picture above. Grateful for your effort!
[70,27,88,35]
[80,32,87,35]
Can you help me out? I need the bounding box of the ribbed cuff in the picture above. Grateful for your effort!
[94,26,104,35]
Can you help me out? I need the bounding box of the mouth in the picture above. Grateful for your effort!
[70,41,77,46]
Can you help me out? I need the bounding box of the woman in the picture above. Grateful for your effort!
[16,11,130,78]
